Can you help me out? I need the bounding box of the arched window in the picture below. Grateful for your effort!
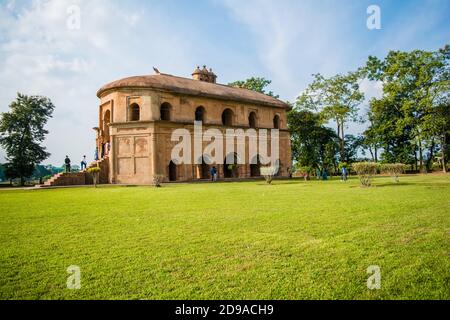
[130,103,140,121]
[160,102,171,121]
[250,155,261,177]
[222,108,233,126]
[273,115,280,129]
[195,106,205,122]
[248,112,257,128]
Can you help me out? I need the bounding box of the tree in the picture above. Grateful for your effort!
[287,108,339,170]
[364,46,450,172]
[228,77,279,98]
[0,93,55,185]
[296,71,364,161]
[344,134,364,163]
[361,110,382,162]
[364,97,415,167]
[3,163,18,186]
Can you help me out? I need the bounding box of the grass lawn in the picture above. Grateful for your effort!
[0,174,449,300]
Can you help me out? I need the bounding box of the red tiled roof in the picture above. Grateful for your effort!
[97,74,289,109]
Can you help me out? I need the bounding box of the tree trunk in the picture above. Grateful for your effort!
[368,148,374,161]
[426,139,434,171]
[374,146,378,163]
[442,134,447,173]
[414,146,418,171]
[337,121,345,162]
[418,138,425,173]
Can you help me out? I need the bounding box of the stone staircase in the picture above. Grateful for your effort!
[39,156,109,187]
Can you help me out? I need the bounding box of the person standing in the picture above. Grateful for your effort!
[209,167,215,182]
[81,155,87,170]
[212,166,217,182]
[64,155,71,173]
[341,166,348,182]
[316,167,321,180]
[322,169,328,181]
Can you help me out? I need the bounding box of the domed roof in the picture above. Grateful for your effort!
[97,73,289,109]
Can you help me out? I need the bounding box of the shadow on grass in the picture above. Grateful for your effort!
[349,181,414,188]
[272,180,313,186]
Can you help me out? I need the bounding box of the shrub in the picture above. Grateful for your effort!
[153,174,165,187]
[352,162,378,187]
[87,166,101,187]
[260,166,278,184]
[297,166,312,181]
[380,163,406,182]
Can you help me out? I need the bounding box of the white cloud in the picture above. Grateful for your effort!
[220,0,356,101]
[0,0,196,164]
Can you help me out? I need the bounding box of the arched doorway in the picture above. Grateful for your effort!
[224,153,238,178]
[196,155,210,179]
[221,108,233,126]
[250,155,261,177]
[169,161,177,181]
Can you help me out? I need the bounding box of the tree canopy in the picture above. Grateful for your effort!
[363,46,450,171]
[295,71,364,162]
[228,77,279,98]
[0,93,55,185]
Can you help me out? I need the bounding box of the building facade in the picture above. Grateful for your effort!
[95,66,292,184]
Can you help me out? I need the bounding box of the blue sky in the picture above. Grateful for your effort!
[0,0,449,165]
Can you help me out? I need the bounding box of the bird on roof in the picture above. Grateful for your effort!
[153,67,160,75]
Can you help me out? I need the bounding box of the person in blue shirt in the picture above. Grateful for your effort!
[322,169,328,180]
[209,167,215,181]
[341,166,348,182]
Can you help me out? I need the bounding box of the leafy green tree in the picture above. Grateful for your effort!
[344,134,364,163]
[364,97,415,166]
[3,163,18,186]
[287,108,339,170]
[228,77,279,98]
[296,71,364,161]
[365,46,449,172]
[0,93,55,185]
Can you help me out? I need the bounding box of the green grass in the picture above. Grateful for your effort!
[0,175,449,300]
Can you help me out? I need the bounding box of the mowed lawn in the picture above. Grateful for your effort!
[0,175,449,300]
